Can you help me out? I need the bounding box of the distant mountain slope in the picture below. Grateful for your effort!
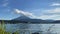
[0,15,59,24]
[12,15,55,23]
[13,15,31,20]
[52,20,60,23]
[12,15,43,23]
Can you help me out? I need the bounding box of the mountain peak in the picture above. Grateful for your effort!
[13,15,31,20]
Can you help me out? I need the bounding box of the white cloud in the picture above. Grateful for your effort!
[14,8,60,20]
[45,8,60,13]
[15,9,41,19]
[39,15,60,20]
[50,3,60,6]
[40,8,60,20]
[32,8,60,20]
[39,8,60,20]
[15,9,34,17]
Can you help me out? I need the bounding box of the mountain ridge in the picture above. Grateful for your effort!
[12,15,55,23]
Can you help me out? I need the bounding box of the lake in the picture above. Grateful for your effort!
[4,23,60,34]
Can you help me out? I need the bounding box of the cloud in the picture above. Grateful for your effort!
[3,3,8,7]
[38,8,60,20]
[50,3,60,6]
[14,8,60,20]
[44,8,60,14]
[39,15,60,20]
[31,8,60,20]
[15,9,34,17]
[2,0,9,7]
[15,9,41,19]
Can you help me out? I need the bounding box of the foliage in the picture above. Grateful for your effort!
[0,28,11,34]
[0,20,11,34]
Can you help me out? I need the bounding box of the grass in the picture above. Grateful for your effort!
[0,20,11,34]
[0,20,19,34]
[0,28,11,34]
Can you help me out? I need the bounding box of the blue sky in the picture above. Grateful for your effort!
[0,0,60,20]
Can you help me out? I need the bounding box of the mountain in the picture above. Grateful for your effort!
[12,15,56,23]
[44,19,55,22]
[12,15,45,23]
[13,15,32,22]
[52,20,60,23]
[13,15,31,20]
[0,15,60,24]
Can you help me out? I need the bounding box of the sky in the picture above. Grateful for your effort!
[0,0,60,20]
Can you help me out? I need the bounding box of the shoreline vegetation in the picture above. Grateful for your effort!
[0,20,19,34]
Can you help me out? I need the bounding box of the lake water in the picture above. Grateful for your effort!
[5,23,60,34]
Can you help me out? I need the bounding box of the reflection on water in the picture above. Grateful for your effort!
[4,23,60,34]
